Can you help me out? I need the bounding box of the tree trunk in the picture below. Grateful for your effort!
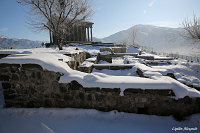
[58,43,63,50]
[49,30,52,44]
[53,35,63,50]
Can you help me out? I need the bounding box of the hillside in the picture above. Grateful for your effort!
[0,35,43,49]
[99,25,200,56]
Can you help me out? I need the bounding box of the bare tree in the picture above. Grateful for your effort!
[17,0,93,50]
[182,14,200,41]
[131,27,137,46]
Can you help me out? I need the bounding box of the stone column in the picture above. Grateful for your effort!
[73,26,76,41]
[80,25,83,41]
[87,27,90,42]
[76,25,79,41]
[90,26,93,42]
[83,24,86,41]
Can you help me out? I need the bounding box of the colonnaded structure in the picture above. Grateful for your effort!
[49,21,94,43]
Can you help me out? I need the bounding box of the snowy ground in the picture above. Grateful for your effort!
[0,108,200,133]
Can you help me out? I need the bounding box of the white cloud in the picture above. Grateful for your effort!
[145,21,181,28]
[0,28,8,32]
[148,1,154,7]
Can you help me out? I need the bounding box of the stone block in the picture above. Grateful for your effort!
[0,63,12,68]
[59,84,69,93]
[44,99,53,107]
[78,66,93,73]
[85,52,91,59]
[101,88,120,94]
[11,73,19,81]
[2,82,11,89]
[87,94,93,101]
[4,94,16,99]
[137,107,148,114]
[135,97,139,102]
[0,74,10,81]
[166,73,176,79]
[100,48,112,53]
[10,65,20,73]
[79,92,85,100]
[112,47,126,53]
[22,64,43,71]
[137,55,154,60]
[137,103,145,108]
[12,83,23,90]
[144,89,175,96]
[19,71,28,81]
[93,66,109,70]
[95,94,104,102]
[36,72,42,79]
[69,80,83,90]
[66,61,77,70]
[124,89,144,95]
[136,69,145,77]
[51,93,61,98]
[97,54,112,63]
[141,97,147,103]
[64,94,73,101]
[84,87,100,92]
[0,68,9,73]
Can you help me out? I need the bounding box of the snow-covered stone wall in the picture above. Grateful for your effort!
[1,63,200,119]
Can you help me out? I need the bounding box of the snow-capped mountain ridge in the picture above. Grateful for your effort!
[0,35,43,49]
[99,24,200,56]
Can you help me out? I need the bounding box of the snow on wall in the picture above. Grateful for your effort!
[0,48,200,99]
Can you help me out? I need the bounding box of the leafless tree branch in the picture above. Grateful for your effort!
[182,14,200,42]
[17,0,93,50]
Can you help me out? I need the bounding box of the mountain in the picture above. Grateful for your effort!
[98,25,200,57]
[93,37,102,42]
[0,35,43,49]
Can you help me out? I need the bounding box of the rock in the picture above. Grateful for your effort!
[166,73,176,79]
[136,68,145,77]
[69,80,83,90]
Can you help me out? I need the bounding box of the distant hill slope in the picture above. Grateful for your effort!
[0,35,43,49]
[99,25,200,56]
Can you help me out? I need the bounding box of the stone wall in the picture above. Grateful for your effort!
[65,52,87,69]
[1,63,200,120]
[93,65,133,70]
[100,47,127,53]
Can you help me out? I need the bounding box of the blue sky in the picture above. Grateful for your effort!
[0,0,200,41]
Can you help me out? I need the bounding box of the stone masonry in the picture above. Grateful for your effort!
[1,63,200,120]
